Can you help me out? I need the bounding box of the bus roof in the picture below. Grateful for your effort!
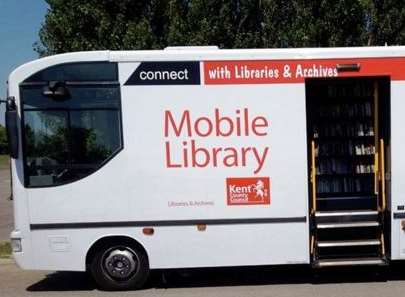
[9,46,405,84]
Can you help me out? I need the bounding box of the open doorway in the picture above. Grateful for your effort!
[306,77,390,267]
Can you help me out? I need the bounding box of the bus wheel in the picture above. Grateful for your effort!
[90,242,149,290]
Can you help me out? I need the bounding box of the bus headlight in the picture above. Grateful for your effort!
[11,238,22,253]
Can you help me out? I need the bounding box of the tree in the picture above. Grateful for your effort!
[363,0,405,45]
[0,125,7,154]
[35,0,405,56]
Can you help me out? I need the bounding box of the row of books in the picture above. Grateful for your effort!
[317,159,375,175]
[317,177,373,194]
[322,82,374,98]
[355,164,375,174]
[313,122,375,138]
[314,102,373,118]
[354,143,375,155]
[316,142,375,156]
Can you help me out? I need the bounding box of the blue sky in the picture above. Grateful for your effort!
[0,0,48,125]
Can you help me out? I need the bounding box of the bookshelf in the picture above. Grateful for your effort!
[309,81,377,200]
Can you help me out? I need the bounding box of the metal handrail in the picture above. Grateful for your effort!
[311,140,317,214]
[380,139,386,211]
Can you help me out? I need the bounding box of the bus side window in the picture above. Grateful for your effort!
[20,62,122,187]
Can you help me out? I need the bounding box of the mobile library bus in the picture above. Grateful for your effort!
[3,46,405,290]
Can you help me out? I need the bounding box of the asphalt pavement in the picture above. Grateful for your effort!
[1,258,405,297]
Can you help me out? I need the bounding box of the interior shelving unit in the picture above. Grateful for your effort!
[314,83,375,202]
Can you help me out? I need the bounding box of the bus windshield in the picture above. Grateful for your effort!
[20,63,122,187]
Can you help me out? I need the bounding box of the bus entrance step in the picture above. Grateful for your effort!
[315,210,379,218]
[314,257,386,268]
[316,221,380,229]
[317,239,381,248]
[316,195,377,211]
[315,210,379,223]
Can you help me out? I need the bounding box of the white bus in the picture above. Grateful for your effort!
[4,46,405,290]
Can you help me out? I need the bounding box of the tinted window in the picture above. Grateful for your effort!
[22,85,120,109]
[25,111,69,186]
[69,110,121,168]
[21,62,122,187]
[25,62,117,82]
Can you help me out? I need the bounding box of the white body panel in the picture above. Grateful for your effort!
[390,82,405,260]
[26,83,308,224]
[8,46,405,272]
[29,223,308,271]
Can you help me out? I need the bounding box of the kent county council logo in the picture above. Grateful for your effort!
[226,177,270,205]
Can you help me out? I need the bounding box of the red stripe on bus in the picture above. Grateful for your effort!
[203,57,405,84]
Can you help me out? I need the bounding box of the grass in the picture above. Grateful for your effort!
[0,241,11,258]
[0,155,9,169]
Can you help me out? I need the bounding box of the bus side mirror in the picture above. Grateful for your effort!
[5,98,19,159]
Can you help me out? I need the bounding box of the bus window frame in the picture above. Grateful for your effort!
[19,64,124,189]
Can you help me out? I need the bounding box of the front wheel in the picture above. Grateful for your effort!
[90,242,149,290]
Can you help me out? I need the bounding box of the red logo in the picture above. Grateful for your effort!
[226,177,270,205]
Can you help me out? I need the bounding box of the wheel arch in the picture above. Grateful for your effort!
[85,235,149,269]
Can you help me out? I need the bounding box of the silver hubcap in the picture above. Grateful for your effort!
[103,248,138,279]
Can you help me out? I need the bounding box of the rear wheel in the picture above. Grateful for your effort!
[90,241,149,290]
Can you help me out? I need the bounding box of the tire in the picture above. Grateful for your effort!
[90,241,149,290]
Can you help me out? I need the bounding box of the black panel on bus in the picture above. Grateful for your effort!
[23,62,118,83]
